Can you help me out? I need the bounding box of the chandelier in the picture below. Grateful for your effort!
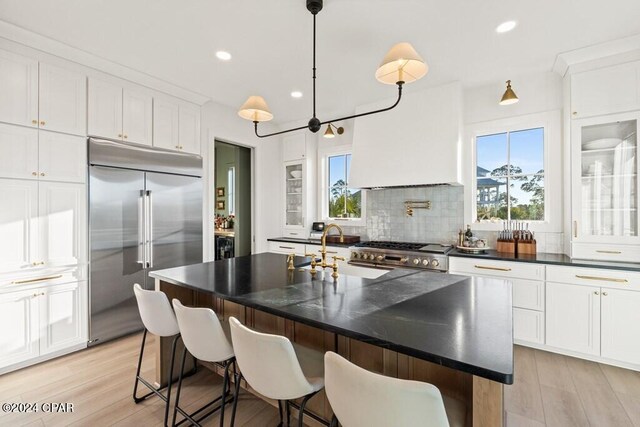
[237,0,428,138]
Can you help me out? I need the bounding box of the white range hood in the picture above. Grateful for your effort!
[349,82,463,188]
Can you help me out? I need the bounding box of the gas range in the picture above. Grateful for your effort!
[349,241,453,272]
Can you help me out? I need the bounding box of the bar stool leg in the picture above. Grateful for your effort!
[219,361,231,427]
[163,334,180,427]
[171,347,188,427]
[133,329,154,403]
[329,414,338,427]
[286,400,291,426]
[230,370,242,427]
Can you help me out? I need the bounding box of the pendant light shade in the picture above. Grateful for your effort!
[375,42,428,85]
[499,80,519,105]
[238,96,274,122]
[323,124,335,138]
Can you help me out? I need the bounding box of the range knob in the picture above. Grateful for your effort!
[422,259,430,266]
[376,255,384,262]
[431,259,440,267]
[351,251,358,259]
[401,257,409,264]
[369,254,377,261]
[412,258,420,265]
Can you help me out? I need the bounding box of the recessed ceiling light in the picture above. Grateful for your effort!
[215,51,232,61]
[290,91,303,98]
[496,20,517,33]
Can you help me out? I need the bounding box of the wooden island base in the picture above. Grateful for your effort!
[155,280,504,427]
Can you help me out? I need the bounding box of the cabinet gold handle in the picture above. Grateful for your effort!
[31,119,38,125]
[12,274,62,285]
[40,120,45,126]
[32,292,45,297]
[326,250,338,254]
[596,250,622,254]
[576,275,628,284]
[279,246,295,250]
[573,220,578,238]
[474,264,512,272]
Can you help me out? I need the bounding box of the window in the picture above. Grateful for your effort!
[327,154,362,219]
[475,127,545,221]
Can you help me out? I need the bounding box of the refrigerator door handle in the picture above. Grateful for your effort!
[146,190,154,268]
[137,190,145,265]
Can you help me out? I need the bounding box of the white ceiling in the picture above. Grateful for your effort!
[1,0,639,124]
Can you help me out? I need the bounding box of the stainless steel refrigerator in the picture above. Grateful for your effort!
[88,138,203,346]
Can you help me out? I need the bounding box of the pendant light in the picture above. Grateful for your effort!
[499,80,519,105]
[323,123,344,139]
[238,0,428,138]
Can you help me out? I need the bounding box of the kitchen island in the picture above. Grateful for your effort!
[150,253,513,427]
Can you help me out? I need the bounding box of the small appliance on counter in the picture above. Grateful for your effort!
[309,222,325,240]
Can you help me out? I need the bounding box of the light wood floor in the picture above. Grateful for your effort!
[1,334,639,426]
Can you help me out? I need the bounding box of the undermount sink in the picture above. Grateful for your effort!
[299,263,389,279]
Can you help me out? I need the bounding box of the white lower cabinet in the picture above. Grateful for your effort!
[546,282,601,356]
[40,280,87,356]
[513,308,545,345]
[0,288,40,368]
[0,279,87,371]
[600,288,640,365]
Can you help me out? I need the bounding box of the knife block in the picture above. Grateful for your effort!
[496,240,516,254]
[517,240,537,255]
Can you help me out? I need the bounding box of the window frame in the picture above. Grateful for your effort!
[464,111,562,232]
[318,146,367,227]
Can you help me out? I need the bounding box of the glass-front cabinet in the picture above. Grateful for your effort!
[572,112,639,251]
[284,160,305,229]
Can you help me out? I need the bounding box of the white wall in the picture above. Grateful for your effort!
[200,101,282,258]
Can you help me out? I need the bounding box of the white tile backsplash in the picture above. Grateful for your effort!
[333,185,565,254]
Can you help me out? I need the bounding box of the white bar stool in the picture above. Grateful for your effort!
[324,352,466,427]
[171,299,237,427]
[132,283,182,427]
[228,316,328,427]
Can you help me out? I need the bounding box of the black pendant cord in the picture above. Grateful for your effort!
[312,13,317,119]
[254,83,404,138]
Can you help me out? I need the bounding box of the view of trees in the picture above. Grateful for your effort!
[329,179,361,218]
[477,164,544,221]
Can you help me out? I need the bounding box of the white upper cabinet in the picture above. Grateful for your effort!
[0,50,38,128]
[283,134,306,161]
[0,123,38,180]
[38,63,87,136]
[122,89,152,146]
[178,103,201,154]
[39,132,86,183]
[0,179,39,271]
[571,61,640,120]
[88,78,123,140]
[350,82,462,188]
[38,181,87,267]
[153,97,180,151]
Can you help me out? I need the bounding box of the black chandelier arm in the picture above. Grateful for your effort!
[319,82,404,126]
[253,121,309,138]
[312,13,317,118]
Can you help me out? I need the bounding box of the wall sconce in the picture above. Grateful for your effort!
[323,123,344,139]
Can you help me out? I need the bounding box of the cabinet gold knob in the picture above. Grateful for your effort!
[602,292,608,296]
[594,291,599,295]
[32,172,37,176]
[40,120,45,126]
[40,173,45,176]
[572,112,577,116]
[31,119,38,125]
[123,134,128,139]
[118,134,123,138]
[175,145,180,149]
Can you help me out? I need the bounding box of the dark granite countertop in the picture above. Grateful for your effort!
[450,250,640,272]
[268,237,354,248]
[150,253,514,384]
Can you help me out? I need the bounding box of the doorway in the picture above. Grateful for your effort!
[214,140,252,259]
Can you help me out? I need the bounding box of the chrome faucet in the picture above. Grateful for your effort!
[320,223,344,268]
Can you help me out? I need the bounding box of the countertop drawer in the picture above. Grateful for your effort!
[268,241,305,256]
[572,243,640,263]
[0,265,86,293]
[449,257,545,281]
[547,265,640,291]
